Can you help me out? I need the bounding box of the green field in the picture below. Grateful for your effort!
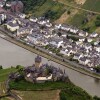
[82,0,100,12]
[13,90,59,100]
[0,68,18,82]
[68,11,87,27]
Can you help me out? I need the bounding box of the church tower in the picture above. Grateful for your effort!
[35,55,42,68]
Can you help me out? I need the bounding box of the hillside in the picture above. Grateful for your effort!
[0,68,100,100]
[21,0,100,33]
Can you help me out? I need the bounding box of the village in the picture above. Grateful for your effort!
[0,0,100,73]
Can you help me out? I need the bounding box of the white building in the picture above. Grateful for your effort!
[6,22,19,32]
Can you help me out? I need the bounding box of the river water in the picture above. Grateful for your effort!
[0,37,100,97]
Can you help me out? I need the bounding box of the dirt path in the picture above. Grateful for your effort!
[54,90,60,100]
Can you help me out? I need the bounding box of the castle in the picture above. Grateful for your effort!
[24,55,68,83]
[9,55,68,83]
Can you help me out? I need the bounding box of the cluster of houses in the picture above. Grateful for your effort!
[9,55,68,83]
[0,11,99,69]
[55,25,100,68]
[0,0,99,70]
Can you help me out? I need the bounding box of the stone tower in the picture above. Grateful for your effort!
[35,55,42,68]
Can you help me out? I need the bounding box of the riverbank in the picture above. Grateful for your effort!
[0,31,100,80]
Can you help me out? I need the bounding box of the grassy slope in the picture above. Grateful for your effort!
[0,68,99,100]
[82,0,100,12]
[68,11,87,27]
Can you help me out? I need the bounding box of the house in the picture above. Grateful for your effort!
[60,24,70,31]
[78,30,88,37]
[76,41,83,45]
[26,32,42,45]
[17,27,33,36]
[60,48,68,56]
[38,19,50,25]
[79,57,90,66]
[34,38,49,46]
[17,13,26,19]
[11,0,23,13]
[90,32,98,38]
[60,42,68,49]
[84,44,92,50]
[55,24,61,29]
[73,53,83,60]
[29,17,38,22]
[6,21,19,32]
[87,37,93,42]
[45,22,52,27]
[69,27,78,34]
[0,14,6,24]
[6,1,11,7]
[49,37,63,48]
[87,62,94,68]
[94,45,100,52]
[16,18,29,26]
[94,41,100,45]
[79,38,85,42]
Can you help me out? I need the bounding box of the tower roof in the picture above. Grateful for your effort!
[35,55,42,63]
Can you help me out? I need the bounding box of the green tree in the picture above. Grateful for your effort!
[94,66,100,73]
[95,21,100,27]
[93,96,100,100]
[0,65,3,69]
[67,10,71,15]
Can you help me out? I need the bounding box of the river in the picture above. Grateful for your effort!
[0,37,100,97]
